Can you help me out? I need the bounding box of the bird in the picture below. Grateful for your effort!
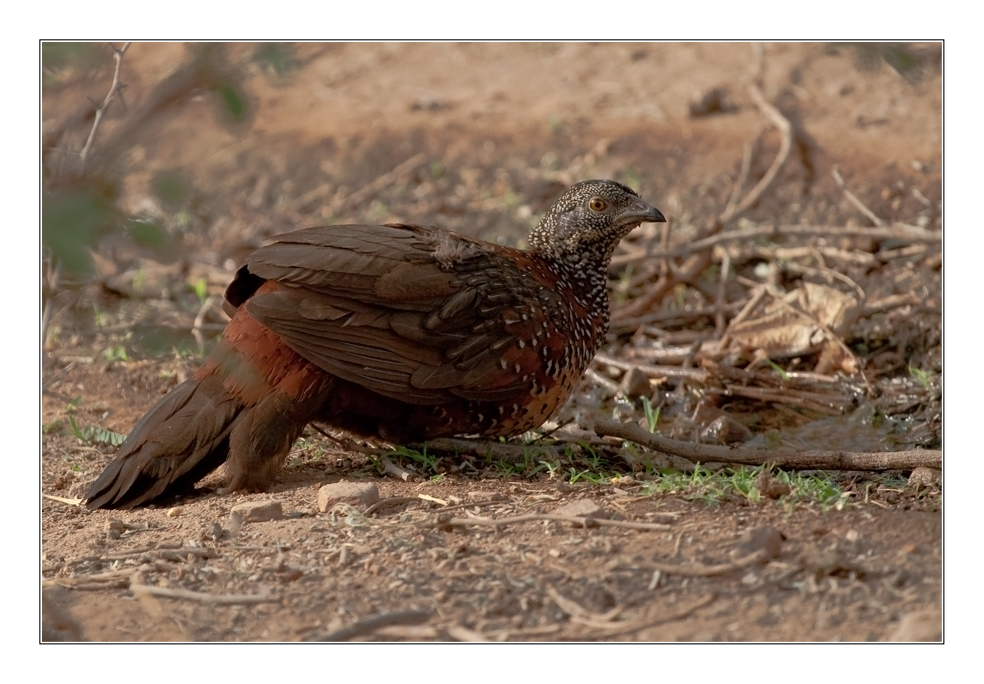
[84,179,665,509]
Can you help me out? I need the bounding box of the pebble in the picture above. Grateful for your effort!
[466,490,506,502]
[619,367,652,398]
[551,499,613,520]
[230,500,285,523]
[700,415,752,445]
[105,519,125,540]
[316,482,379,512]
[908,467,941,488]
[755,471,791,500]
[888,609,942,641]
[735,525,785,560]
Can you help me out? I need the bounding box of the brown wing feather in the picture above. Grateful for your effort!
[234,224,572,406]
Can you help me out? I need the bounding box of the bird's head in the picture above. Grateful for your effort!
[529,179,665,262]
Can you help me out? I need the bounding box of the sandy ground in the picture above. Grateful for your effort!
[41,42,941,643]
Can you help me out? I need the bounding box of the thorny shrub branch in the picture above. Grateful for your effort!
[78,42,131,169]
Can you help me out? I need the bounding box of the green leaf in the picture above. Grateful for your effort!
[215,81,248,121]
[252,43,299,77]
[151,170,190,210]
[767,359,790,381]
[42,189,117,275]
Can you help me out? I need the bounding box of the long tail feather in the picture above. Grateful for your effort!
[84,375,243,509]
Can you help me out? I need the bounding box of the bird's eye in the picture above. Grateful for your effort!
[588,197,608,212]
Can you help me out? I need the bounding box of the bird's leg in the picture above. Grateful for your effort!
[222,390,310,493]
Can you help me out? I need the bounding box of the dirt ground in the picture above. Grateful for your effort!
[41,42,942,643]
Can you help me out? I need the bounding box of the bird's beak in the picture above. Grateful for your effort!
[620,198,666,225]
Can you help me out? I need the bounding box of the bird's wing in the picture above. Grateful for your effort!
[236,224,568,405]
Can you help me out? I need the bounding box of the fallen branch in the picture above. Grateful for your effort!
[611,222,940,266]
[723,84,792,224]
[722,135,757,219]
[44,567,144,588]
[616,549,769,578]
[444,624,489,642]
[191,295,221,355]
[432,512,671,532]
[410,437,568,461]
[566,593,717,640]
[723,386,848,416]
[544,583,624,622]
[595,419,942,471]
[380,456,412,481]
[310,609,432,642]
[373,625,440,640]
[363,496,423,516]
[129,584,278,605]
[483,624,562,640]
[42,494,82,506]
[832,165,885,226]
[594,354,709,383]
[609,302,746,336]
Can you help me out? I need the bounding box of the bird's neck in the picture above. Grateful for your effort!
[541,247,615,331]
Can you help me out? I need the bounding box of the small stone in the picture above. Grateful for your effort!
[166,507,182,518]
[619,367,651,398]
[888,609,941,642]
[316,482,379,513]
[908,467,941,488]
[736,525,785,560]
[466,490,505,502]
[693,400,751,445]
[754,471,791,499]
[552,499,613,520]
[701,415,752,445]
[105,519,125,540]
[230,500,284,523]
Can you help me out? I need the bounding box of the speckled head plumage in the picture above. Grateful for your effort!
[528,179,665,262]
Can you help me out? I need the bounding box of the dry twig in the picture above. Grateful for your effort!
[445,624,489,642]
[832,165,886,226]
[410,437,569,461]
[722,84,793,223]
[310,610,432,642]
[129,583,278,605]
[567,593,717,640]
[614,78,794,321]
[612,222,940,266]
[545,583,623,622]
[595,419,942,471]
[615,549,769,578]
[432,512,671,532]
[380,456,412,481]
[291,152,427,214]
[594,354,709,383]
[79,42,132,169]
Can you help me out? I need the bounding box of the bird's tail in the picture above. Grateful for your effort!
[83,374,246,509]
[85,303,334,509]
